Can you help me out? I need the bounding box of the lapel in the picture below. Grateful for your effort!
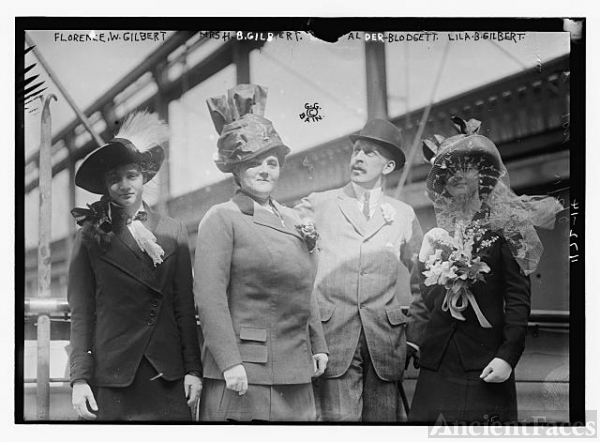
[97,202,171,295]
[232,191,303,240]
[144,203,177,264]
[364,195,389,241]
[111,204,149,264]
[337,183,367,237]
[100,229,163,295]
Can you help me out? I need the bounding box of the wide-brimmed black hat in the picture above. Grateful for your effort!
[422,116,503,198]
[74,111,167,194]
[349,119,405,170]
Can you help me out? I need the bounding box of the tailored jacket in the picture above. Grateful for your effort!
[295,184,424,381]
[194,191,328,385]
[67,203,202,387]
[412,232,532,371]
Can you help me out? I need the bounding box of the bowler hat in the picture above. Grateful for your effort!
[349,119,405,170]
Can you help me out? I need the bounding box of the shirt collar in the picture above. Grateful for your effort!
[351,182,383,203]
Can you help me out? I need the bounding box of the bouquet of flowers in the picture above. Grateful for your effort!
[295,218,320,253]
[422,220,498,328]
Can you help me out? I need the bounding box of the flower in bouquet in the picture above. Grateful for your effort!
[422,221,497,328]
[295,218,320,253]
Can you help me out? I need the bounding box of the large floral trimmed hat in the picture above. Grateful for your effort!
[207,84,290,173]
[74,111,167,194]
[422,116,503,199]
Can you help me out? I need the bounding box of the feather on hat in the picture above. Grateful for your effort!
[75,111,168,194]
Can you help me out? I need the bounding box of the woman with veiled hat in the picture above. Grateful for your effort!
[408,117,563,423]
[194,84,329,421]
[67,111,202,421]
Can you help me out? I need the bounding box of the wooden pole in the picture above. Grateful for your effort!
[234,41,251,85]
[394,41,450,200]
[364,39,388,120]
[151,62,170,214]
[36,94,57,420]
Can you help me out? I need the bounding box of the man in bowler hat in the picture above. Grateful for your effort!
[295,119,425,421]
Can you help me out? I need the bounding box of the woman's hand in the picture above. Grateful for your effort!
[480,357,512,383]
[184,374,203,407]
[419,227,451,262]
[223,364,248,395]
[312,353,328,377]
[72,381,98,420]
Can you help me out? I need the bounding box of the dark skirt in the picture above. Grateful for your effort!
[200,378,317,422]
[409,339,517,424]
[94,357,192,421]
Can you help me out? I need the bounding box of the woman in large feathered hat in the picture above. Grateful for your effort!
[67,111,202,421]
[408,116,563,423]
[194,84,328,421]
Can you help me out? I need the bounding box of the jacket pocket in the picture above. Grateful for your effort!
[239,327,268,363]
[386,306,408,326]
[239,343,268,363]
[319,304,335,322]
[239,326,267,342]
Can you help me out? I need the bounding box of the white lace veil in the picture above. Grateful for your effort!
[422,117,564,275]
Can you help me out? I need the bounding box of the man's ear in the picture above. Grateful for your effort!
[382,160,396,175]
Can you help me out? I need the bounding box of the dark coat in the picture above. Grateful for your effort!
[194,191,328,385]
[67,203,202,387]
[412,232,532,371]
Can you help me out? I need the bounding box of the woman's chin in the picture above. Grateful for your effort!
[244,187,273,201]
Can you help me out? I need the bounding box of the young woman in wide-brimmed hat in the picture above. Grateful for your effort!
[194,84,328,421]
[408,117,563,424]
[68,112,202,421]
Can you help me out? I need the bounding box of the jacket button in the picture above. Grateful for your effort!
[149,308,157,317]
[359,303,365,309]
[147,318,155,326]
[151,299,159,307]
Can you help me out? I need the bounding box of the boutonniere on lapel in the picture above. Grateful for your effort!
[71,197,112,229]
[295,218,320,253]
[71,196,113,251]
[380,203,396,224]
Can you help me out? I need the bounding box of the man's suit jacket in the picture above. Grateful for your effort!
[295,184,424,381]
[194,191,328,385]
[68,203,202,387]
[412,233,531,371]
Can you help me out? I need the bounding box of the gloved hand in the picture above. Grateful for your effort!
[405,344,420,370]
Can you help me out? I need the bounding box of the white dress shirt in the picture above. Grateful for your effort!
[351,183,382,219]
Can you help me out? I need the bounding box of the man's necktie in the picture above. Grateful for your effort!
[362,191,371,220]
